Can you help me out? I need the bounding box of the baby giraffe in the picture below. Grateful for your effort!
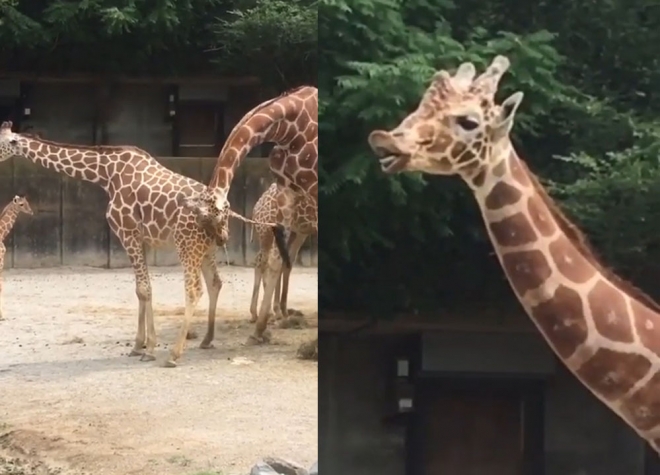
[0,195,33,320]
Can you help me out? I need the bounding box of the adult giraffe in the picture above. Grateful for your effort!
[181,85,318,343]
[0,121,287,367]
[368,55,660,452]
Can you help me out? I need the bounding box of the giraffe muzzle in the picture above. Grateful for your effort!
[368,131,411,174]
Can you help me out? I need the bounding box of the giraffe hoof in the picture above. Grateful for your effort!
[200,341,215,350]
[246,335,264,346]
[140,353,156,362]
[164,359,178,368]
[128,349,143,357]
[246,332,272,345]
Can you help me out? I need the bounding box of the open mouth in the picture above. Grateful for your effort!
[378,154,409,174]
[370,138,410,174]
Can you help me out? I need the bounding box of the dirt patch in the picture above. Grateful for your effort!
[0,266,317,475]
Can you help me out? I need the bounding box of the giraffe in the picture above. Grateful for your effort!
[0,121,287,367]
[0,194,33,320]
[180,85,318,344]
[368,55,660,452]
[249,182,317,323]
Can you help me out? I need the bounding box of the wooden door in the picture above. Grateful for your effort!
[420,385,524,475]
[177,102,223,157]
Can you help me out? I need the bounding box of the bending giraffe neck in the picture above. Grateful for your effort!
[15,135,135,190]
[0,204,20,240]
[208,85,316,191]
[472,144,660,449]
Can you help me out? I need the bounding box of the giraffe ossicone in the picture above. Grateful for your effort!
[368,54,660,452]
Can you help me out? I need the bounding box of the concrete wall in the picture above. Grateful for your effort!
[0,156,318,269]
[319,335,409,475]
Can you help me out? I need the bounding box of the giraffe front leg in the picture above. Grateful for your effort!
[200,251,222,350]
[166,257,203,367]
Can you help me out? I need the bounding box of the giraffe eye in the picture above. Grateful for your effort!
[455,116,480,131]
[418,138,433,146]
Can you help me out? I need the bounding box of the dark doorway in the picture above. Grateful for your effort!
[412,377,544,475]
[176,101,225,157]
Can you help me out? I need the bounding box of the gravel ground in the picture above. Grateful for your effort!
[0,265,318,475]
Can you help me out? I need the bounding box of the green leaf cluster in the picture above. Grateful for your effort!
[319,0,660,313]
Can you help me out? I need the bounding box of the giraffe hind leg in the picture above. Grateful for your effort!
[0,243,6,320]
[250,251,265,323]
[279,232,308,321]
[248,247,283,345]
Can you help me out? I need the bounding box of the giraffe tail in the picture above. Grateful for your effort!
[271,224,292,269]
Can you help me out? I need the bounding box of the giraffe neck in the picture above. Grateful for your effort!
[0,205,20,241]
[208,86,317,191]
[472,145,660,448]
[17,137,113,189]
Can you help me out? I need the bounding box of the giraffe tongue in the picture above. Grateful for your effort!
[379,155,408,174]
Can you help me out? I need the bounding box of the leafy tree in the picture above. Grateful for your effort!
[319,0,660,314]
[210,0,317,89]
[0,0,317,87]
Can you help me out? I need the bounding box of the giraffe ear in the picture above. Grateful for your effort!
[492,91,524,141]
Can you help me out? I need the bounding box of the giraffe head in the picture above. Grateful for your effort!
[10,195,33,215]
[178,188,230,237]
[368,55,524,182]
[0,121,23,162]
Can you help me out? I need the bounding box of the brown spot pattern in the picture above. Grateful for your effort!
[620,371,660,431]
[548,238,596,284]
[531,285,588,359]
[501,249,551,296]
[588,280,634,343]
[527,195,556,237]
[484,182,522,210]
[471,170,486,188]
[576,348,651,401]
[428,132,452,153]
[456,149,475,163]
[632,300,660,357]
[449,142,466,160]
[491,160,507,177]
[488,212,537,247]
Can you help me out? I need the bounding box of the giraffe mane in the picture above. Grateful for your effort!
[521,160,660,313]
[0,201,16,219]
[21,134,150,156]
[232,85,310,130]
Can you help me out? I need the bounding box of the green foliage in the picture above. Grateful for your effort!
[0,0,316,84]
[320,0,660,312]
[210,0,317,88]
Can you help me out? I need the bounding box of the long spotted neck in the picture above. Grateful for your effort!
[471,145,660,451]
[16,137,112,190]
[0,205,21,241]
[208,86,317,192]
